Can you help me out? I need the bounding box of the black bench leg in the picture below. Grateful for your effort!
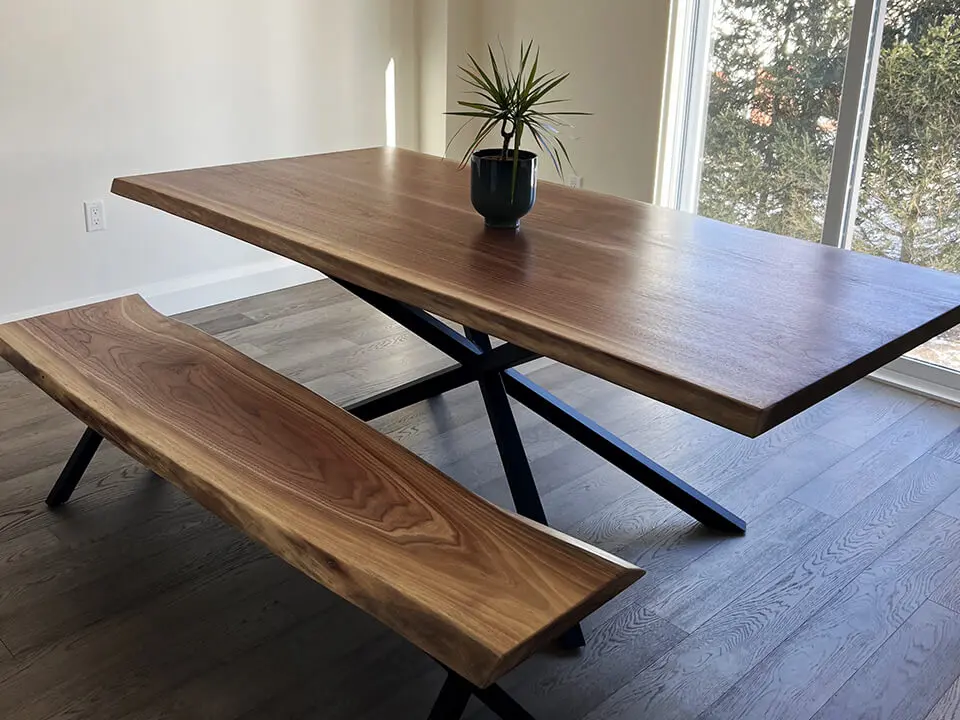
[428,673,473,720]
[474,684,538,720]
[465,329,586,651]
[428,671,538,720]
[46,428,103,507]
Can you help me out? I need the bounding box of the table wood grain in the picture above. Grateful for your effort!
[113,148,960,437]
[0,295,642,688]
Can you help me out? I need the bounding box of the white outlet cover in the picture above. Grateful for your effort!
[84,200,105,232]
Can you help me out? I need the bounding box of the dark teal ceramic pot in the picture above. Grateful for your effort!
[470,149,538,229]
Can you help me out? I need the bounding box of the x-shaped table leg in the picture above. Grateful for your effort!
[334,277,745,535]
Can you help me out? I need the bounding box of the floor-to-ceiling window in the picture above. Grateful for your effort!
[659,0,960,391]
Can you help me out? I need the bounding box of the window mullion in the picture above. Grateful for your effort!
[821,0,888,248]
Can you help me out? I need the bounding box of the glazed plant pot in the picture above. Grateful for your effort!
[470,149,538,229]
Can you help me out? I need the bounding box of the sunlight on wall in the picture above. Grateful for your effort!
[385,58,397,147]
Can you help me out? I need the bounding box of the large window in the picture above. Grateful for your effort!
[659,0,960,388]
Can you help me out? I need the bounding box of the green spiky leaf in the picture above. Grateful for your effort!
[445,41,591,192]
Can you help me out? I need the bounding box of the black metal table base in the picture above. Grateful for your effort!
[336,277,746,535]
[334,277,747,650]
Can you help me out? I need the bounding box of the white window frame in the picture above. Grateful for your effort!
[821,0,887,249]
[655,0,715,213]
[657,0,960,403]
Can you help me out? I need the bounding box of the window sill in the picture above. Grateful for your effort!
[871,357,960,408]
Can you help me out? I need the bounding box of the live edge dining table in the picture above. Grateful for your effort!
[112,147,960,539]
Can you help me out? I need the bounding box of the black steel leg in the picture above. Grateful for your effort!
[428,673,473,720]
[332,277,747,535]
[465,328,586,650]
[46,428,103,507]
[474,684,538,720]
[427,670,539,720]
[503,370,747,534]
[345,364,475,421]
[332,278,483,361]
[474,376,549,521]
[465,329,548,524]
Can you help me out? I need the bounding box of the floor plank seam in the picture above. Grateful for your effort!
[812,599,960,719]
[718,511,958,719]
[694,539,957,720]
[646,503,841,636]
[0,636,14,661]
[634,401,871,532]
[927,598,960,617]
[122,599,338,719]
[0,463,154,543]
[703,619,843,720]
[788,493,839,516]
[932,509,960,523]
[827,609,929,717]
[578,613,692,720]
[659,502,949,715]
[787,446,953,520]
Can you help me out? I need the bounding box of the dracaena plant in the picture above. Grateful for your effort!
[446,41,588,196]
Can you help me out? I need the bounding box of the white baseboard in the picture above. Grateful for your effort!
[146,259,323,316]
[0,258,324,324]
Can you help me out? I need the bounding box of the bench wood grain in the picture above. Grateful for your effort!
[0,295,642,688]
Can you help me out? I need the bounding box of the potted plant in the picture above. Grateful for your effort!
[446,41,588,229]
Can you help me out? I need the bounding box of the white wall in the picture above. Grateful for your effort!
[440,0,671,202]
[0,0,417,319]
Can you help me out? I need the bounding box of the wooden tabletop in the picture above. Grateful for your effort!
[113,148,960,437]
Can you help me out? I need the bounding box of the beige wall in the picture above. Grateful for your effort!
[417,0,450,156]
[416,0,484,160]
[1,0,670,318]
[0,0,417,319]
[442,0,671,202]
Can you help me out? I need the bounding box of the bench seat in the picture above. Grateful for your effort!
[0,295,642,691]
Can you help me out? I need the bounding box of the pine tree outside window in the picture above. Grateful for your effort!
[659,0,960,391]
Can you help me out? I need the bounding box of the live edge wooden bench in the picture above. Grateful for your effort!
[0,295,642,720]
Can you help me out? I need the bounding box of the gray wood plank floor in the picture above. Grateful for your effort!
[1,279,960,720]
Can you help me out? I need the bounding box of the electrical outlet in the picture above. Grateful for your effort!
[84,200,106,232]
[567,175,583,189]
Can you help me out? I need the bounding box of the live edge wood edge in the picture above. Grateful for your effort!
[0,296,643,688]
[109,176,761,435]
[110,173,960,439]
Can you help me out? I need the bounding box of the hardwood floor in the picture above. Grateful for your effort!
[1,279,959,720]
